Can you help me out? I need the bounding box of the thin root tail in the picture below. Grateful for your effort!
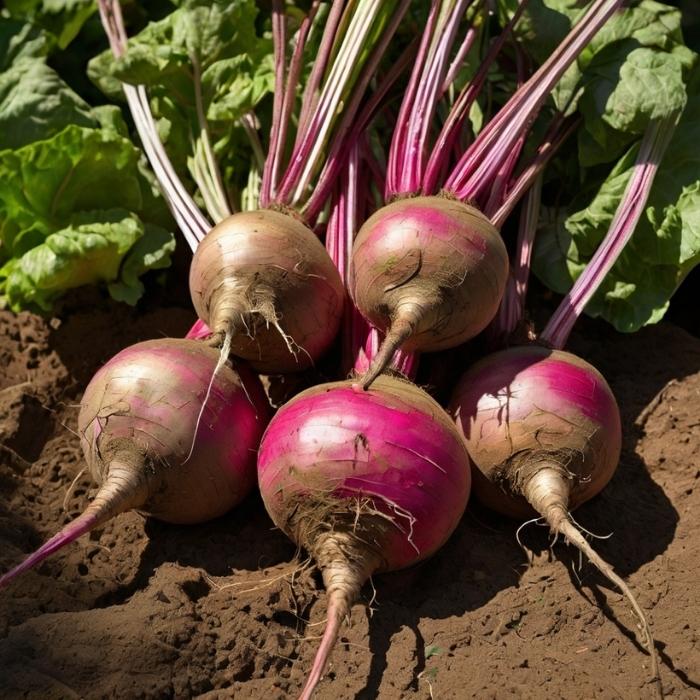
[522,467,662,698]
[298,532,380,699]
[361,317,414,390]
[298,591,348,700]
[555,518,663,699]
[0,458,148,590]
[185,331,232,463]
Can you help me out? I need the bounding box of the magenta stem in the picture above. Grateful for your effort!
[260,1,288,208]
[402,0,474,195]
[305,38,416,221]
[387,0,474,198]
[445,0,621,202]
[280,0,411,210]
[327,142,364,374]
[482,43,529,215]
[385,1,440,197]
[492,173,542,340]
[297,0,345,139]
[490,113,578,228]
[440,3,482,94]
[355,327,418,379]
[422,0,528,195]
[540,113,678,350]
[278,7,319,204]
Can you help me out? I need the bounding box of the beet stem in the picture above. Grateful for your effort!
[0,459,148,589]
[523,468,662,698]
[540,113,678,350]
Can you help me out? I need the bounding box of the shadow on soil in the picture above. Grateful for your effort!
[92,492,296,608]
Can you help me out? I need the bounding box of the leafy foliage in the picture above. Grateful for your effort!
[534,70,700,331]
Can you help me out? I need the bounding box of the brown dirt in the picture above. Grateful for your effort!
[0,299,698,700]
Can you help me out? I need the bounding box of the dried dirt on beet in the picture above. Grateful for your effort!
[0,303,698,699]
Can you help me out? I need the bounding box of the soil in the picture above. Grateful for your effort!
[0,295,698,700]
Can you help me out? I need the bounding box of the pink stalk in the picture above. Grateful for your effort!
[326,142,364,374]
[445,0,621,202]
[510,174,542,319]
[270,5,319,204]
[297,0,346,139]
[277,1,386,202]
[186,319,212,340]
[355,327,418,378]
[400,0,474,195]
[482,44,529,215]
[270,2,319,206]
[422,0,528,194]
[385,1,441,196]
[388,0,474,197]
[440,3,482,94]
[483,135,525,215]
[305,38,416,221]
[540,113,678,350]
[260,1,288,207]
[324,142,359,285]
[97,0,209,250]
[490,113,578,228]
[277,0,410,208]
[491,173,542,340]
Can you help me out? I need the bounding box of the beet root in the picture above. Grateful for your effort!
[258,375,471,697]
[189,209,345,373]
[349,196,508,388]
[0,338,268,588]
[449,345,661,696]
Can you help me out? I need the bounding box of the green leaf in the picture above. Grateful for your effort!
[497,0,689,62]
[0,58,96,150]
[5,0,96,51]
[0,18,50,70]
[497,0,697,135]
[496,0,580,65]
[108,223,176,304]
[0,209,173,312]
[0,125,145,260]
[0,124,174,311]
[87,0,273,194]
[203,53,275,123]
[89,0,263,91]
[90,104,130,138]
[578,43,688,165]
[533,72,700,332]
